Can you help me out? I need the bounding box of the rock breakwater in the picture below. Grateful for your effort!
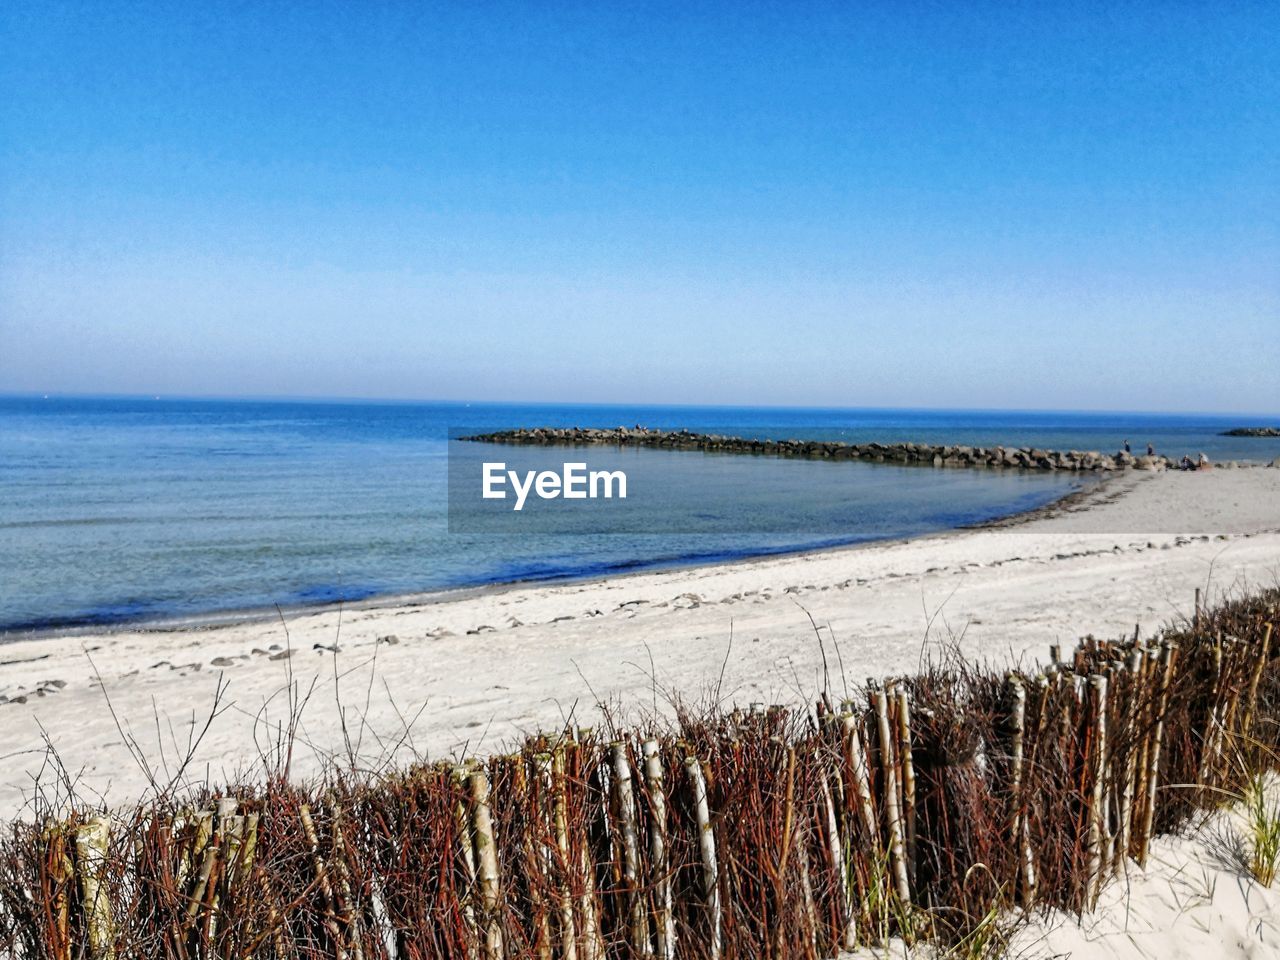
[1222,426,1280,437]
[461,426,1173,472]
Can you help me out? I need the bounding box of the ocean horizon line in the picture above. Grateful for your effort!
[2,392,1277,421]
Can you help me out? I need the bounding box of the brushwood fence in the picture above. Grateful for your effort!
[1,590,1277,959]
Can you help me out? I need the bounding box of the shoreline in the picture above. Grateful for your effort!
[0,466,1276,819]
[0,472,1108,644]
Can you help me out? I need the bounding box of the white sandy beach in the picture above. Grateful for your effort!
[2,465,1279,957]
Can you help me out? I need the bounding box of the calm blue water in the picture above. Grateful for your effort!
[2,396,1277,635]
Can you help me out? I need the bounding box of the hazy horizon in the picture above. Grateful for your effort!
[3,390,1277,420]
[2,3,1276,412]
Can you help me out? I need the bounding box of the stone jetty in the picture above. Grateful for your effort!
[460,426,1173,472]
[1222,427,1280,437]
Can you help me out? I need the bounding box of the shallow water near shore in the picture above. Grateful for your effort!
[2,396,1277,634]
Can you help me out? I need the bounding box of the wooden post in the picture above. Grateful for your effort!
[774,744,797,960]
[874,688,911,904]
[548,748,580,960]
[183,809,218,931]
[470,768,505,960]
[575,742,605,960]
[894,684,917,883]
[685,755,721,960]
[452,766,481,960]
[235,812,259,888]
[841,712,879,847]
[43,819,73,960]
[1007,676,1037,902]
[1115,649,1143,872]
[329,801,367,960]
[611,742,651,957]
[1086,675,1109,908]
[74,816,115,960]
[820,767,857,951]
[525,758,553,960]
[1138,643,1177,867]
[642,739,675,960]
[1197,636,1226,792]
[1242,623,1274,741]
[300,804,348,960]
[369,876,399,960]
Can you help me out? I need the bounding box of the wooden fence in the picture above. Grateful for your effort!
[1,590,1276,959]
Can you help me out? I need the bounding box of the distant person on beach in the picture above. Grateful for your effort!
[1147,442,1155,456]
[1124,439,1131,453]
[1198,452,1210,469]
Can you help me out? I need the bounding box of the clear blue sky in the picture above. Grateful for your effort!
[1,2,1276,413]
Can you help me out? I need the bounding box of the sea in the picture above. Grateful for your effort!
[2,396,1277,636]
